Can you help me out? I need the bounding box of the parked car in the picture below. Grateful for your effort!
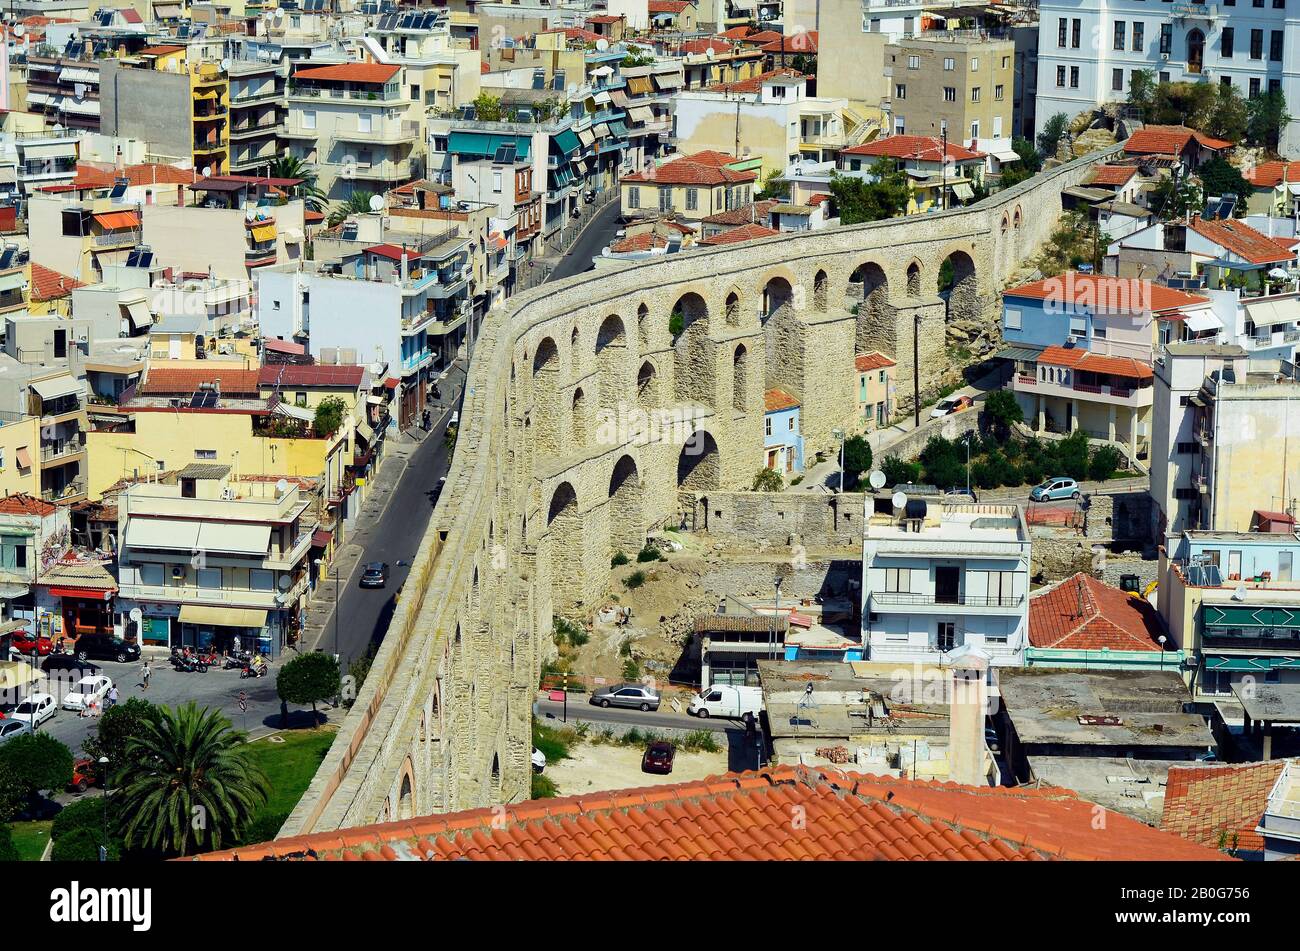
[1029,477,1081,502]
[642,741,675,775]
[73,634,139,664]
[944,487,979,502]
[68,758,102,794]
[62,675,112,712]
[41,654,97,675]
[590,682,660,712]
[7,631,52,656]
[360,562,389,588]
[531,747,547,773]
[9,692,55,727]
[929,394,973,419]
[0,719,32,744]
[689,683,763,723]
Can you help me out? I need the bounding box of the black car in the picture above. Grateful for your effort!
[41,654,98,675]
[73,634,140,664]
[360,562,389,588]
[642,741,675,775]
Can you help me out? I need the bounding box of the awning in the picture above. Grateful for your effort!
[47,586,113,600]
[989,144,1020,163]
[436,77,452,92]
[194,89,218,101]
[952,183,975,201]
[553,128,581,155]
[281,227,304,244]
[122,299,153,330]
[0,271,26,293]
[30,375,83,401]
[627,77,652,95]
[628,105,655,124]
[577,127,595,148]
[1183,310,1224,333]
[355,420,375,444]
[993,344,1046,362]
[1205,655,1300,671]
[155,1,181,15]
[1245,297,1300,325]
[178,605,268,628]
[196,522,271,556]
[0,661,42,692]
[652,72,682,91]
[366,394,386,405]
[59,67,99,84]
[311,528,333,548]
[94,210,140,231]
[14,447,31,470]
[126,517,200,551]
[250,224,277,243]
[274,401,314,423]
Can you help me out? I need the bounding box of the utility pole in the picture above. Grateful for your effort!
[912,313,921,428]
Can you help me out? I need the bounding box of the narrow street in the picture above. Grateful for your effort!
[544,198,624,283]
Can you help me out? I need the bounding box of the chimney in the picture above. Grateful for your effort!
[948,654,989,786]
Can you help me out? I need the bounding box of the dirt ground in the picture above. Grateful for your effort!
[545,741,729,796]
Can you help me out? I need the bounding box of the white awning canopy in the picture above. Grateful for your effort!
[1184,310,1225,333]
[126,518,200,552]
[196,522,271,556]
[30,375,83,401]
[121,299,153,330]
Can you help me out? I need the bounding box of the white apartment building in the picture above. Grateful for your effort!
[862,497,1032,667]
[1036,0,1300,155]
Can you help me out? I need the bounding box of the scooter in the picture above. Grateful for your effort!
[224,650,251,670]
[240,658,269,679]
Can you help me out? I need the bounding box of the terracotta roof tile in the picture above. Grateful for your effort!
[855,351,896,372]
[1003,272,1210,313]
[623,153,756,186]
[701,199,779,226]
[1085,165,1138,187]
[1248,160,1300,188]
[648,0,691,13]
[763,387,800,411]
[1188,215,1297,265]
[0,493,57,516]
[714,67,802,95]
[293,62,401,84]
[759,31,817,53]
[1124,125,1233,157]
[27,263,84,301]
[1036,345,1153,381]
[141,367,261,396]
[700,223,779,245]
[258,365,365,388]
[843,134,985,163]
[1029,573,1167,651]
[1162,761,1289,853]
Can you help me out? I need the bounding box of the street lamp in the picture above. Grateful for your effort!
[1158,635,1167,671]
[98,756,110,861]
[832,428,845,493]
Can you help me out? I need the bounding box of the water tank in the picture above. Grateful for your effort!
[904,498,928,522]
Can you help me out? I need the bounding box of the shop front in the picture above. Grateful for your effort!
[175,604,286,658]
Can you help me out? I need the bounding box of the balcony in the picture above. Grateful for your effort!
[40,438,86,464]
[871,591,1023,609]
[91,229,140,249]
[230,119,283,139]
[333,120,420,145]
[1010,371,1153,407]
[347,158,415,181]
[116,581,297,610]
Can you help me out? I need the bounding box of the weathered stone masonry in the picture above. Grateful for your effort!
[278,148,1117,836]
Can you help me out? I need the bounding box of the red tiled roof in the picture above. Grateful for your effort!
[140,368,261,396]
[843,134,986,163]
[714,67,802,95]
[120,8,142,23]
[305,210,326,223]
[856,351,896,373]
[1028,573,1166,651]
[562,27,605,43]
[262,338,306,356]
[1037,345,1153,381]
[759,31,817,54]
[139,44,185,56]
[610,231,672,253]
[763,387,800,411]
[1003,273,1210,313]
[0,493,57,516]
[745,30,784,44]
[718,26,754,40]
[1162,761,1288,853]
[1188,215,1297,265]
[365,243,416,261]
[196,767,1230,861]
[27,263,84,301]
[1124,125,1233,157]
[1085,165,1138,187]
[680,37,734,55]
[1248,160,1300,187]
[701,199,778,226]
[700,223,779,245]
[586,14,623,23]
[648,0,692,13]
[623,153,756,186]
[259,365,366,388]
[294,62,401,84]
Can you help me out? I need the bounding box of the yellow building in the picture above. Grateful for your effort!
[854,351,896,432]
[191,61,231,177]
[620,151,757,223]
[0,416,42,498]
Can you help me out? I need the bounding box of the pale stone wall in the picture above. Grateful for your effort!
[279,145,1119,837]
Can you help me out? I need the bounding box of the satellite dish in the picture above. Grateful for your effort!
[278,574,292,591]
[220,58,231,72]
[274,8,285,21]
[891,491,908,511]
[129,608,143,624]
[1233,583,1248,601]
[601,247,610,256]
[705,46,716,59]
[275,478,290,495]
[368,194,384,212]
[868,470,887,490]
[12,24,24,38]
[595,38,608,51]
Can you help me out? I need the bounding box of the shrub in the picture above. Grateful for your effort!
[531,773,558,799]
[611,551,630,567]
[669,311,684,340]
[52,797,111,842]
[311,395,348,437]
[636,545,663,563]
[842,434,873,488]
[624,570,646,590]
[276,651,342,726]
[621,658,642,680]
[751,467,784,492]
[239,811,290,846]
[51,827,120,862]
[1089,444,1125,481]
[552,617,588,648]
[971,460,1002,490]
[881,455,921,486]
[680,730,721,753]
[0,733,74,798]
[0,825,16,862]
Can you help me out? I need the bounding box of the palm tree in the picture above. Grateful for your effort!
[116,702,269,857]
[327,190,378,227]
[268,155,326,212]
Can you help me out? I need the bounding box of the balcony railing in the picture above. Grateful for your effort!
[871,591,1024,608]
[92,229,140,248]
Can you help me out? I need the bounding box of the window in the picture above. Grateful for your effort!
[985,571,1016,605]
[970,120,980,139]
[1070,317,1087,336]
[1251,28,1264,59]
[251,569,274,591]
[1276,0,1286,7]
[1069,66,1080,88]
[197,567,222,590]
[971,86,981,102]
[1057,18,1067,47]
[628,186,640,209]
[1160,23,1172,55]
[1056,66,1066,87]
[937,622,957,651]
[1072,18,1081,48]
[944,86,957,101]
[788,417,795,431]
[1271,30,1283,61]
[492,170,502,192]
[995,84,1005,100]
[765,416,773,436]
[1114,21,1125,50]
[971,57,979,70]
[907,55,919,69]
[943,57,955,70]
[658,187,672,212]
[1112,68,1124,91]
[1133,22,1144,51]
[1251,77,1262,98]
[195,449,217,460]
[1176,441,1197,454]
[686,187,698,210]
[896,83,906,99]
[1270,78,1283,94]
[884,567,910,593]
[1001,56,1010,69]
[1281,551,1293,581]
[1005,306,1022,330]
[1222,27,1234,57]
[302,110,316,130]
[0,535,26,571]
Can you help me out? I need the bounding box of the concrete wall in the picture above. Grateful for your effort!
[99,61,192,163]
[279,143,1119,837]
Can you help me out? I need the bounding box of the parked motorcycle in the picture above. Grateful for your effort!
[224,650,252,670]
[170,648,209,673]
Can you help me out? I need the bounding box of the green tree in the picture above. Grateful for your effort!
[1198,157,1249,207]
[0,733,74,801]
[1151,81,1218,130]
[1056,430,1092,481]
[842,434,873,489]
[751,467,784,491]
[621,48,655,68]
[880,455,920,486]
[920,435,965,489]
[756,169,788,201]
[1127,69,1157,121]
[472,92,503,122]
[82,697,159,786]
[983,390,1024,441]
[1206,83,1248,143]
[116,703,268,857]
[1151,175,1203,221]
[1036,113,1070,157]
[1247,89,1291,152]
[267,155,326,212]
[312,395,348,437]
[830,164,910,225]
[52,828,121,862]
[1089,444,1125,481]
[326,190,378,227]
[277,651,342,726]
[0,824,17,862]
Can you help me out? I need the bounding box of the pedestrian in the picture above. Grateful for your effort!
[233,634,241,657]
[56,635,65,655]
[141,659,151,691]
[107,685,118,708]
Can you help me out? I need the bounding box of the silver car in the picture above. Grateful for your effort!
[590,682,661,712]
[0,719,33,744]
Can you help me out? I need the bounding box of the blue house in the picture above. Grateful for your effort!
[763,387,804,476]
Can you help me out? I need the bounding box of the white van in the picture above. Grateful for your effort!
[689,684,763,723]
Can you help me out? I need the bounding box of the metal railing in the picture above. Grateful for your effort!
[871,591,1024,608]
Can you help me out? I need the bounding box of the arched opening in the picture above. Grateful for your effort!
[761,276,793,323]
[637,303,650,348]
[1013,206,1022,229]
[636,360,659,411]
[849,262,890,353]
[671,292,713,406]
[1000,214,1009,234]
[677,428,721,491]
[762,275,801,393]
[813,270,828,312]
[1187,29,1205,74]
[595,314,628,412]
[571,387,587,446]
[608,454,643,561]
[398,772,413,820]
[547,482,584,608]
[937,250,979,328]
[906,262,921,298]
[725,291,741,326]
[732,344,749,412]
[531,337,560,455]
[490,753,501,793]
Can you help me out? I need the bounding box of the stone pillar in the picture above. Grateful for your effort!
[1037,395,1045,431]
[1129,411,1139,464]
[1108,405,1117,441]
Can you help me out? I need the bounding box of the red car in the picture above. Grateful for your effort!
[641,741,676,775]
[68,758,102,794]
[7,630,52,656]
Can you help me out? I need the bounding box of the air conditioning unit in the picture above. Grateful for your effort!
[171,566,185,580]
[1067,334,1083,345]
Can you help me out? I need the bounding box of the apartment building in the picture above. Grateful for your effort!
[885,32,1016,146]
[284,61,423,201]
[862,496,1031,667]
[1035,0,1300,156]
[0,494,67,627]
[839,135,986,213]
[115,466,314,657]
[620,150,757,222]
[0,115,79,198]
[228,60,286,176]
[24,49,102,132]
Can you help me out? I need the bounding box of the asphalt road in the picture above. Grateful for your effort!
[545,199,624,283]
[533,696,730,733]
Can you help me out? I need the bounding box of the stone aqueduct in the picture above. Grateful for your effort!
[279,149,1112,834]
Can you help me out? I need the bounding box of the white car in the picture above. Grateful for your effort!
[62,675,112,712]
[531,747,547,773]
[9,692,55,727]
